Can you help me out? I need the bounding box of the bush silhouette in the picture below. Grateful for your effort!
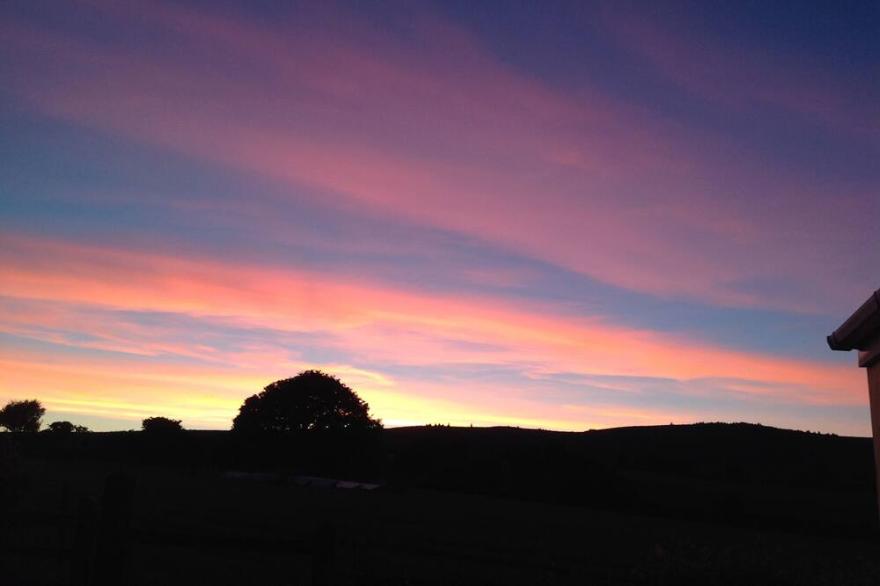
[142,416,184,432]
[0,399,45,432]
[46,421,89,433]
[232,370,382,432]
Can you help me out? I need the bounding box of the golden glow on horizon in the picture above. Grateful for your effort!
[0,234,865,431]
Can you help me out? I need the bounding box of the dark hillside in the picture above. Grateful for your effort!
[9,422,877,535]
[385,423,876,534]
[387,423,872,490]
[5,423,880,585]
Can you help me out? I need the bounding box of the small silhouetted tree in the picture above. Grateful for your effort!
[46,421,89,433]
[232,370,382,432]
[142,416,183,433]
[0,400,45,432]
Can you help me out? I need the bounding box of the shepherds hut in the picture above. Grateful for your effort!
[828,288,880,515]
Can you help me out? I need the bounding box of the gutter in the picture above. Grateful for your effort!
[827,288,880,351]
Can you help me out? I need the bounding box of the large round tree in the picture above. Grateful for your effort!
[232,370,382,432]
[0,399,45,432]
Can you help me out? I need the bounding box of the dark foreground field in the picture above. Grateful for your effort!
[3,423,880,585]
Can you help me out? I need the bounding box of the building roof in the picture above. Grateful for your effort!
[827,288,880,352]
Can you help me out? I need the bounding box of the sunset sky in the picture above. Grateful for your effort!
[1,0,878,434]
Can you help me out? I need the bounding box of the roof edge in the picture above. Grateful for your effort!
[828,289,880,351]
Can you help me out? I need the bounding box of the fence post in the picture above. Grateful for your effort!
[92,472,135,586]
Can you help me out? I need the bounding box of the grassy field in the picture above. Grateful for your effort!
[5,453,880,586]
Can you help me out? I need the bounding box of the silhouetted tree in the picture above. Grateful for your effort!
[232,370,382,432]
[45,421,89,433]
[142,416,184,433]
[0,400,45,432]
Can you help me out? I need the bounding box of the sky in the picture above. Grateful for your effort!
[0,0,877,434]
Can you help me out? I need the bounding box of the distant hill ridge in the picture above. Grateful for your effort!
[390,421,855,437]
[386,421,873,491]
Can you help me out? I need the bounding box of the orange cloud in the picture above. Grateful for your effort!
[2,345,691,431]
[0,233,865,432]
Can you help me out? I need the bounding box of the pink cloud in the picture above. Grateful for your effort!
[3,2,875,313]
[0,234,865,417]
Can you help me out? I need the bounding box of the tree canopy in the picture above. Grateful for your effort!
[0,399,45,432]
[46,421,89,433]
[232,370,382,433]
[142,416,184,433]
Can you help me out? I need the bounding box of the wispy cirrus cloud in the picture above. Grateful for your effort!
[0,233,865,431]
[596,2,880,137]
[2,0,875,312]
[0,0,875,434]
